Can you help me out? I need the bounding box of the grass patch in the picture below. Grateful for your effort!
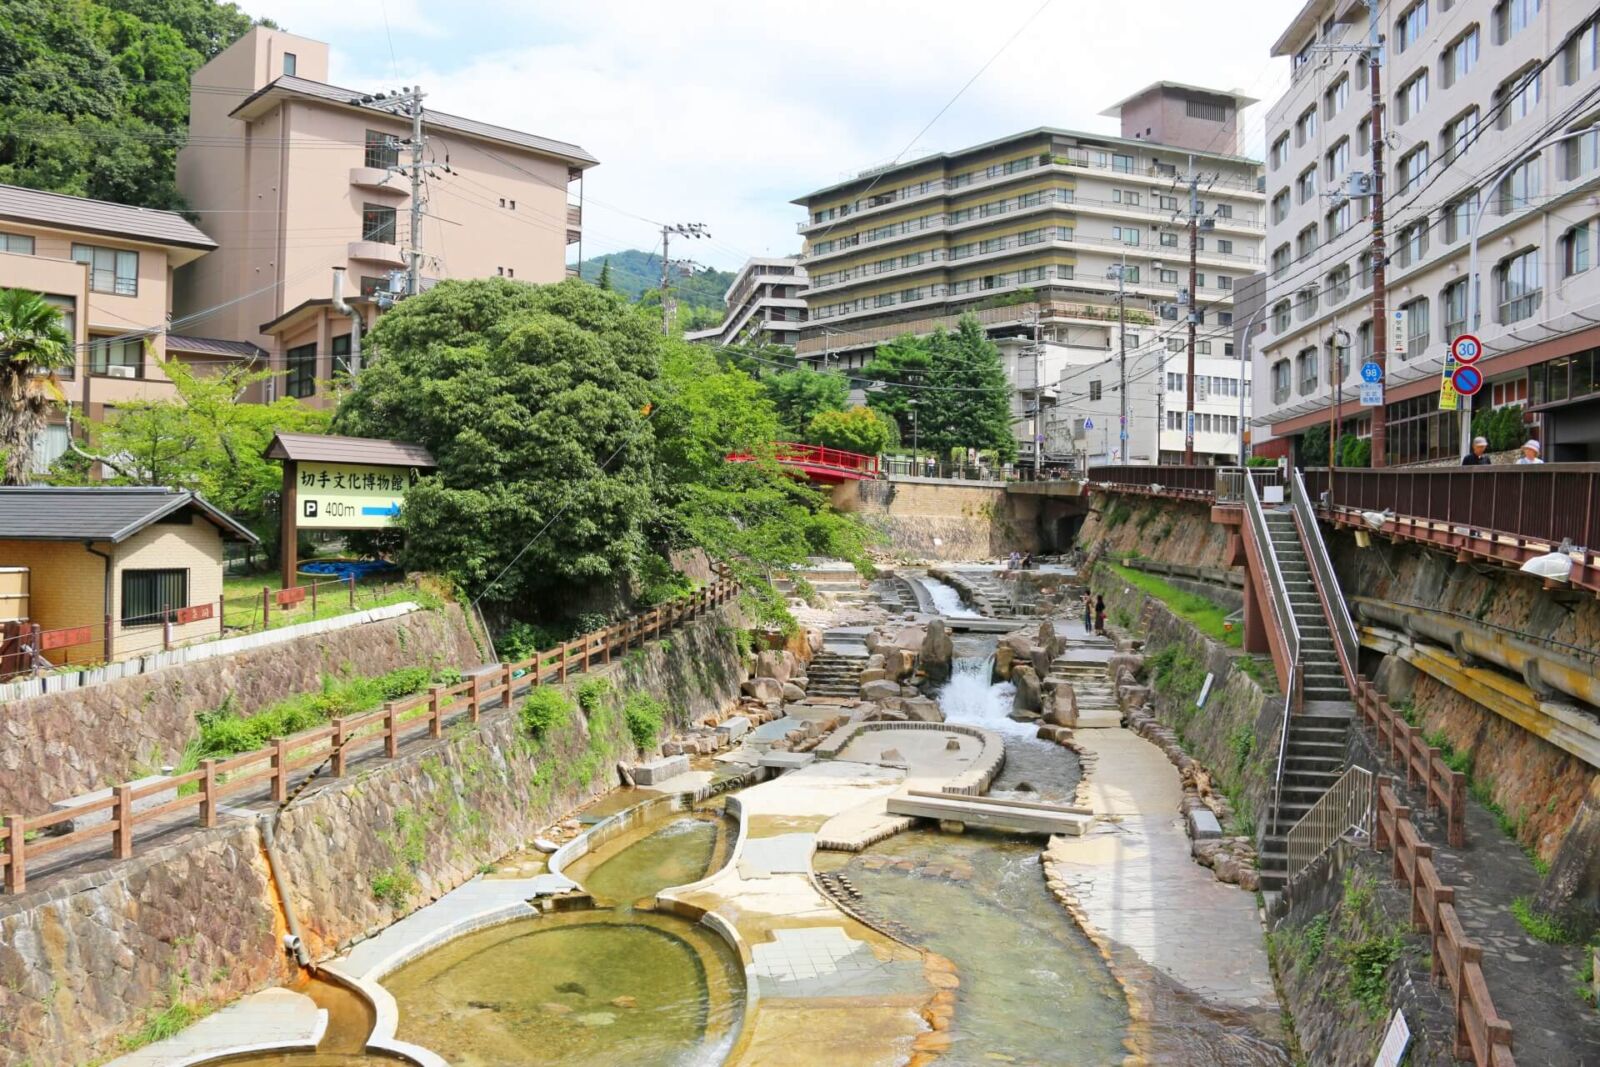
[1103,500,1132,528]
[1511,896,1578,944]
[192,666,439,759]
[1228,721,1255,770]
[220,569,420,632]
[1304,913,1329,962]
[1109,563,1241,647]
[1146,644,1208,703]
[623,692,667,751]
[1338,933,1405,1019]
[519,688,575,740]
[575,677,613,715]
[370,867,415,907]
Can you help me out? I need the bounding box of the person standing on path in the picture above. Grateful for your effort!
[1461,436,1493,465]
[1082,593,1093,633]
[1094,595,1106,635]
[1516,440,1544,464]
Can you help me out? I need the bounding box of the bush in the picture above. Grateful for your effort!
[1472,403,1525,452]
[1246,456,1279,467]
[194,666,436,758]
[520,688,574,739]
[623,692,667,751]
[576,677,613,715]
[379,666,432,700]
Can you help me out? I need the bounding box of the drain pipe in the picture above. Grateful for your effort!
[331,267,361,376]
[258,814,313,968]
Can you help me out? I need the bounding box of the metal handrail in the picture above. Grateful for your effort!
[1269,660,1297,841]
[1286,765,1374,881]
[1290,467,1359,683]
[1245,472,1304,841]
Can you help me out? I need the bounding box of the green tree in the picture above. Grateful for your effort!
[763,367,849,438]
[806,406,896,456]
[866,317,1015,461]
[596,258,612,291]
[61,359,328,556]
[861,333,933,437]
[334,278,661,610]
[675,303,724,334]
[0,289,74,484]
[716,337,796,380]
[0,0,257,209]
[650,342,872,628]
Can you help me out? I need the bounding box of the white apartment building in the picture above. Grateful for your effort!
[1257,0,1600,464]
[685,257,807,348]
[791,82,1266,467]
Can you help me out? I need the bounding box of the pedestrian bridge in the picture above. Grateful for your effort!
[726,442,878,484]
[886,789,1094,836]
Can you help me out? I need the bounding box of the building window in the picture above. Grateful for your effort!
[285,342,317,399]
[1440,108,1479,165]
[1357,320,1373,361]
[1296,284,1319,320]
[1272,244,1291,280]
[1498,157,1540,214]
[1326,201,1353,240]
[1564,224,1593,277]
[1359,251,1375,288]
[1326,138,1350,182]
[1272,360,1292,404]
[1296,224,1318,261]
[1297,166,1317,204]
[1402,297,1431,357]
[1397,70,1428,124]
[364,130,398,170]
[1217,275,1233,290]
[1495,66,1541,129]
[0,232,34,254]
[1218,239,1234,253]
[1443,278,1468,337]
[1565,127,1600,180]
[1396,1,1428,52]
[332,333,354,376]
[1215,203,1233,219]
[1329,265,1351,302]
[1112,226,1140,246]
[1089,380,1102,401]
[1218,312,1234,327]
[122,568,188,627]
[1563,17,1600,84]
[361,203,396,243]
[1498,248,1541,323]
[283,52,297,76]
[1271,189,1290,223]
[1272,301,1292,333]
[1357,116,1372,156]
[1158,268,1179,284]
[1492,0,1539,45]
[40,295,75,379]
[1270,133,1290,170]
[1441,26,1479,88]
[1398,145,1429,195]
[71,244,137,296]
[1325,75,1350,118]
[1397,222,1428,267]
[1296,106,1317,147]
[1443,190,1477,242]
[1160,231,1180,248]
[1297,347,1319,394]
[89,336,142,376]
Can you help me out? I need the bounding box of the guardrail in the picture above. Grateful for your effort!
[1245,471,1305,841]
[1375,777,1515,1066]
[1291,467,1360,682]
[1286,765,1373,878]
[0,578,738,895]
[1354,677,1467,847]
[1091,464,1284,500]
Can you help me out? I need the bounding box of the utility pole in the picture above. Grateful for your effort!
[1366,10,1389,467]
[1030,307,1043,471]
[348,85,433,298]
[1184,155,1200,467]
[658,222,710,335]
[1106,258,1129,463]
[407,87,425,296]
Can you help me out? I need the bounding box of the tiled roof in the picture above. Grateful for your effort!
[232,77,599,167]
[264,432,436,468]
[0,487,257,543]
[165,334,267,359]
[0,184,216,250]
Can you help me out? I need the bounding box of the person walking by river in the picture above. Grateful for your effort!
[1081,593,1093,633]
[1094,595,1106,635]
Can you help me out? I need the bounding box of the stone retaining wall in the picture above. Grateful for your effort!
[832,480,1032,560]
[0,602,746,1066]
[0,603,485,815]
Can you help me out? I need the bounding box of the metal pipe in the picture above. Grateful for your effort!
[258,814,312,967]
[83,541,112,618]
[331,267,362,376]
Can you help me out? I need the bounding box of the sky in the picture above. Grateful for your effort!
[244,0,1293,272]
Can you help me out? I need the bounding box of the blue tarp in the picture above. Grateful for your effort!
[298,559,400,580]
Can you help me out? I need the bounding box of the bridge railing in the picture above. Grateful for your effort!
[773,442,880,477]
[1089,464,1283,500]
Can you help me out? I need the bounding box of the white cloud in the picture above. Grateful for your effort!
[246,0,1291,270]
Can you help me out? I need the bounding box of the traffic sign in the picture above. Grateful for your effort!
[1450,334,1482,364]
[1360,382,1384,406]
[1439,379,1459,411]
[1391,309,1408,355]
[1083,417,1094,430]
[1451,364,1483,396]
[1360,361,1383,384]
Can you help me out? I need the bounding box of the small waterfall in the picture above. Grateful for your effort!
[915,576,982,618]
[937,653,1028,735]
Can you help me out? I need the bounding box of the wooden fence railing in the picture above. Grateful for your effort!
[1354,677,1468,847]
[0,578,739,895]
[1375,778,1516,1067]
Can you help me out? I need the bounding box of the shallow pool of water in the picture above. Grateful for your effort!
[563,805,732,908]
[383,910,744,1067]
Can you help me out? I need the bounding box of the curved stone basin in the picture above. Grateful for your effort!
[561,802,736,909]
[382,910,745,1067]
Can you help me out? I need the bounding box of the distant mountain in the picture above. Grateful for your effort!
[574,250,734,312]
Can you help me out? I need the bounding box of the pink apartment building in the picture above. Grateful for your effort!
[175,27,598,405]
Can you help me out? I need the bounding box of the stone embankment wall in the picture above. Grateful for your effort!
[0,603,746,1067]
[833,480,1031,560]
[1076,495,1232,570]
[0,604,485,816]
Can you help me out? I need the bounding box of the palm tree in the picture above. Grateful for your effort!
[0,289,74,485]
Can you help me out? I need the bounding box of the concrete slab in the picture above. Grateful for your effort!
[759,751,816,771]
[738,833,815,877]
[716,717,750,742]
[104,987,324,1067]
[1187,808,1223,840]
[632,754,690,785]
[886,792,1094,836]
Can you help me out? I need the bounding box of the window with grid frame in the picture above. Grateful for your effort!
[1297,347,1319,394]
[89,336,142,376]
[1441,26,1479,89]
[1272,359,1292,404]
[1497,157,1540,215]
[1563,17,1599,84]
[1493,0,1540,45]
[285,342,317,399]
[1563,224,1592,277]
[1440,108,1478,166]
[361,203,397,243]
[71,244,138,296]
[1497,249,1540,324]
[121,568,188,627]
[1403,296,1431,357]
[1565,128,1600,181]
[363,129,399,170]
[1495,66,1540,130]
[0,232,34,254]
[1442,279,1468,338]
[1397,71,1428,124]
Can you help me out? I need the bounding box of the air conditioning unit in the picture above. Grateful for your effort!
[104,365,137,379]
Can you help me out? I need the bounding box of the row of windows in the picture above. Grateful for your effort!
[1164,411,1242,435]
[283,335,354,399]
[1165,373,1245,397]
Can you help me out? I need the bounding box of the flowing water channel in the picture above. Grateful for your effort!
[913,576,982,618]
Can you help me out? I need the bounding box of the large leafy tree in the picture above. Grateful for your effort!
[864,317,1015,461]
[335,279,661,610]
[0,289,74,484]
[807,406,897,456]
[861,332,933,437]
[58,358,327,554]
[762,367,849,439]
[0,0,257,209]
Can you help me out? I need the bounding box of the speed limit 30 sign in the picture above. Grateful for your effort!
[1450,334,1482,364]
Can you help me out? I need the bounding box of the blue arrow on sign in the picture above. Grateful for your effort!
[361,502,402,517]
[1083,417,1094,429]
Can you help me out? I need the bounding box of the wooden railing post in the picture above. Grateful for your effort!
[218,597,226,638]
[603,626,612,665]
[1447,771,1467,847]
[348,573,356,610]
[384,702,399,759]
[199,759,219,827]
[271,738,290,804]
[501,663,515,709]
[262,586,270,630]
[112,784,134,860]
[5,814,25,894]
[311,579,318,617]
[428,685,444,738]
[558,642,568,683]
[331,719,349,777]
[469,675,482,723]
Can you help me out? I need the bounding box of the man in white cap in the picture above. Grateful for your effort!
[1461,436,1492,465]
[1516,440,1543,464]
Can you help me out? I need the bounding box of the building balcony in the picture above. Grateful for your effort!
[349,167,407,195]
[347,240,406,267]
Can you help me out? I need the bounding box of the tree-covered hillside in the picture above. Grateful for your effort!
[576,249,733,312]
[0,0,260,209]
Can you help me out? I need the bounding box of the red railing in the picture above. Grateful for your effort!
[727,442,879,480]
[0,578,739,895]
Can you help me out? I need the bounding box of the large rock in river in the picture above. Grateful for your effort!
[921,619,954,686]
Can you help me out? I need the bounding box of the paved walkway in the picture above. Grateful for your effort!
[104,987,325,1067]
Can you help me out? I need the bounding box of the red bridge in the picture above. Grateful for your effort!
[726,442,880,484]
